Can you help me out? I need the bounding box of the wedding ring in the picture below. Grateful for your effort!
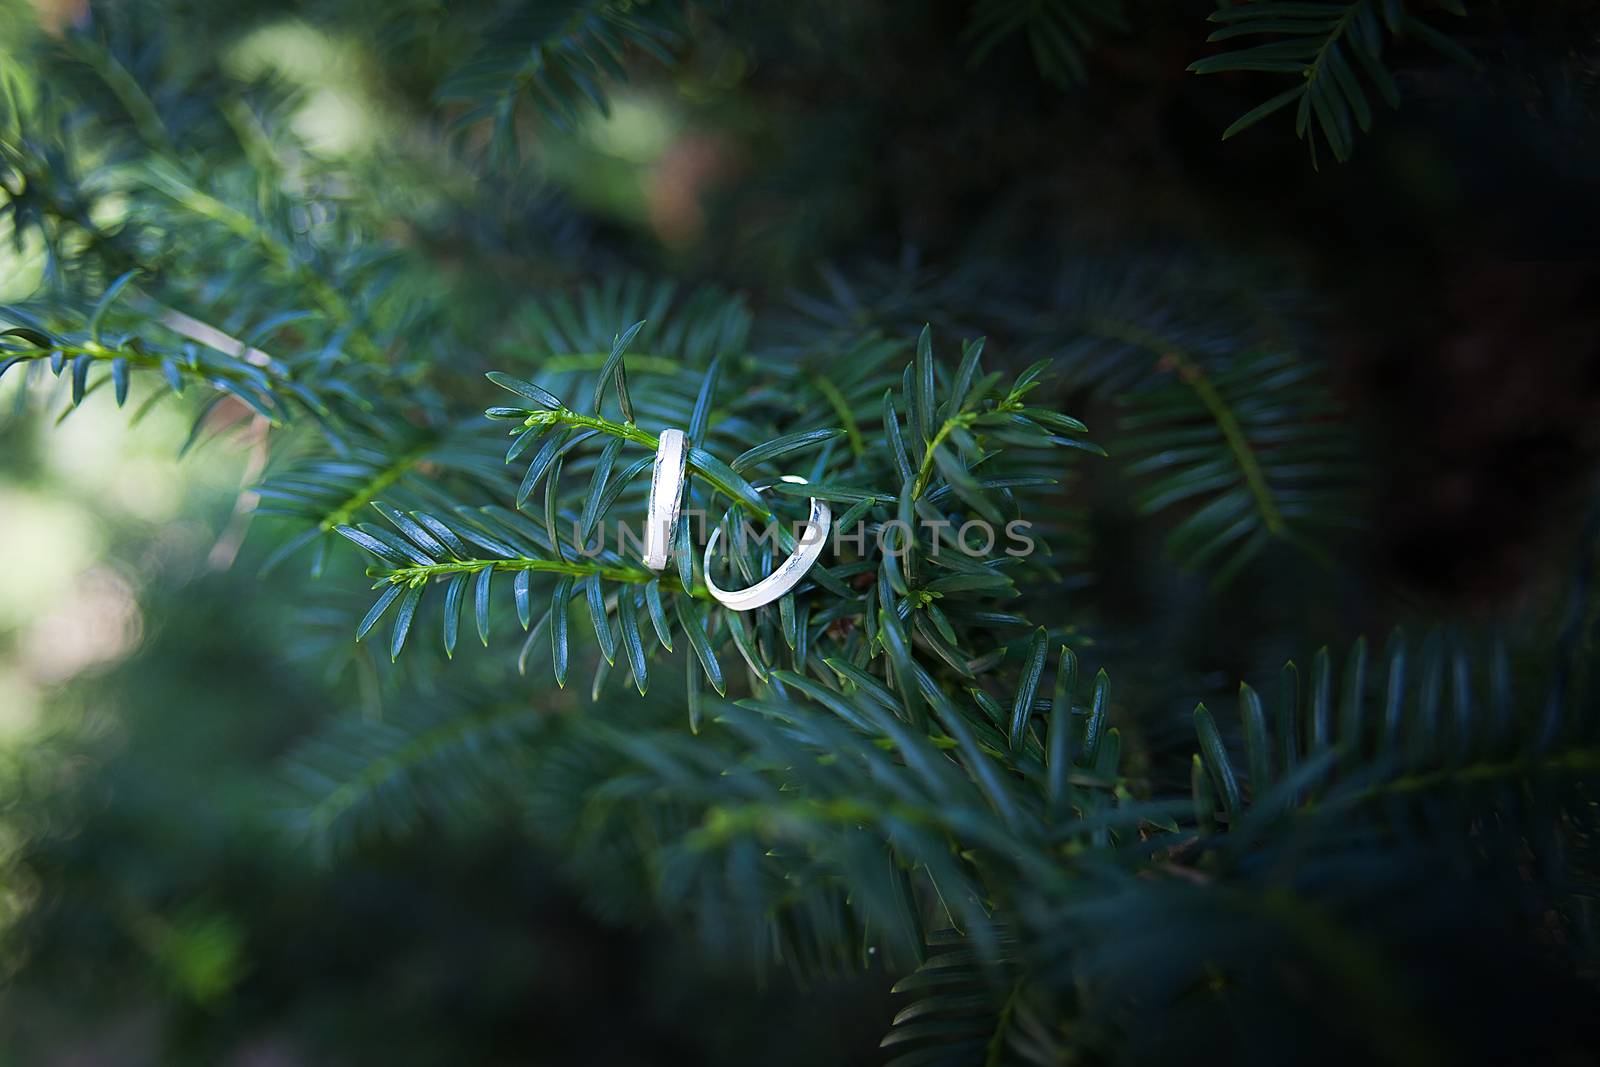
[703,475,831,612]
[643,428,688,571]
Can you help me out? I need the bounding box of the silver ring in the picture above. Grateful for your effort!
[643,428,688,571]
[703,475,831,612]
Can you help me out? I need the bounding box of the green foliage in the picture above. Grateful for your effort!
[436,0,683,160]
[284,627,1145,977]
[282,692,541,860]
[1114,345,1355,582]
[1039,260,1359,582]
[966,0,1131,87]
[0,1,1593,1061]
[336,317,1098,701]
[253,417,516,576]
[871,625,1599,1065]
[0,279,324,437]
[1190,0,1477,164]
[277,567,1600,1062]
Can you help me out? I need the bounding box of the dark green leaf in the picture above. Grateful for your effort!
[1048,645,1078,814]
[1009,628,1047,750]
[442,572,468,657]
[373,502,446,558]
[1277,660,1300,799]
[943,336,985,420]
[731,428,846,474]
[545,454,567,563]
[1338,635,1367,770]
[580,436,624,541]
[883,391,914,488]
[593,319,645,422]
[1082,668,1109,766]
[913,324,935,442]
[335,524,404,565]
[552,576,573,687]
[486,371,561,408]
[1194,703,1241,816]
[689,356,720,447]
[1240,682,1270,792]
[1381,630,1407,750]
[725,609,768,683]
[70,353,90,405]
[1309,646,1332,751]
[517,429,571,509]
[675,594,725,695]
[355,583,404,642]
[411,512,471,560]
[391,584,424,661]
[514,570,532,629]
[111,357,129,406]
[88,270,138,341]
[474,565,493,646]
[586,573,615,664]
[619,593,648,695]
[506,424,546,463]
[644,578,672,651]
[686,652,704,734]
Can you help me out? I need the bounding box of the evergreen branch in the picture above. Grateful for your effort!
[317,445,440,532]
[881,943,1037,1067]
[1189,0,1476,164]
[1192,630,1600,832]
[377,557,655,587]
[59,33,177,154]
[1,7,1590,1064]
[1037,259,1359,584]
[284,695,543,856]
[1088,316,1285,538]
[436,0,684,159]
[503,403,771,519]
[321,326,1102,773]
[252,421,521,578]
[0,304,301,424]
[966,0,1131,87]
[1339,745,1600,802]
[807,371,868,457]
[138,162,383,363]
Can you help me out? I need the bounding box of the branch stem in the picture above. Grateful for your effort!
[321,444,435,531]
[1087,317,1285,536]
[526,407,775,523]
[380,557,657,587]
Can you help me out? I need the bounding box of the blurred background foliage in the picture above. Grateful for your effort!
[0,0,1597,1064]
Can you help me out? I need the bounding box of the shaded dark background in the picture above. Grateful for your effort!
[1,0,1598,1063]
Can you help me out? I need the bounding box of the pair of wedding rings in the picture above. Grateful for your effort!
[642,428,831,611]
